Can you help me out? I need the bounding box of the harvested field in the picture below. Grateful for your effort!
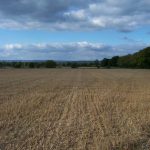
[0,69,150,150]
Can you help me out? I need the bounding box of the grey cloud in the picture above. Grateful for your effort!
[0,0,150,31]
[0,42,148,60]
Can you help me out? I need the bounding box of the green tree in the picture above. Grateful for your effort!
[45,60,57,68]
[71,62,78,68]
[101,58,110,67]
[12,62,22,68]
[28,62,35,68]
[94,59,100,68]
[109,56,119,67]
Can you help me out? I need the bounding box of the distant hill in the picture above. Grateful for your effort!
[101,47,150,69]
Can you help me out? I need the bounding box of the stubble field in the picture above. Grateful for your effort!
[0,69,150,150]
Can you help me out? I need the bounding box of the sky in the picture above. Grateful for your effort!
[0,0,150,60]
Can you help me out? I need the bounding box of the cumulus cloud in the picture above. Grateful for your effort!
[0,42,148,60]
[0,0,150,31]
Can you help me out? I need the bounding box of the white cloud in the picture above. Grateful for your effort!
[4,44,22,50]
[91,17,106,27]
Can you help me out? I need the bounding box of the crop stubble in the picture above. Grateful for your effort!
[0,69,150,150]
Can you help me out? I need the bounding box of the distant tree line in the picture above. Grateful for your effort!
[60,60,100,68]
[101,47,150,69]
[0,60,57,68]
[0,60,100,69]
[0,47,149,69]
